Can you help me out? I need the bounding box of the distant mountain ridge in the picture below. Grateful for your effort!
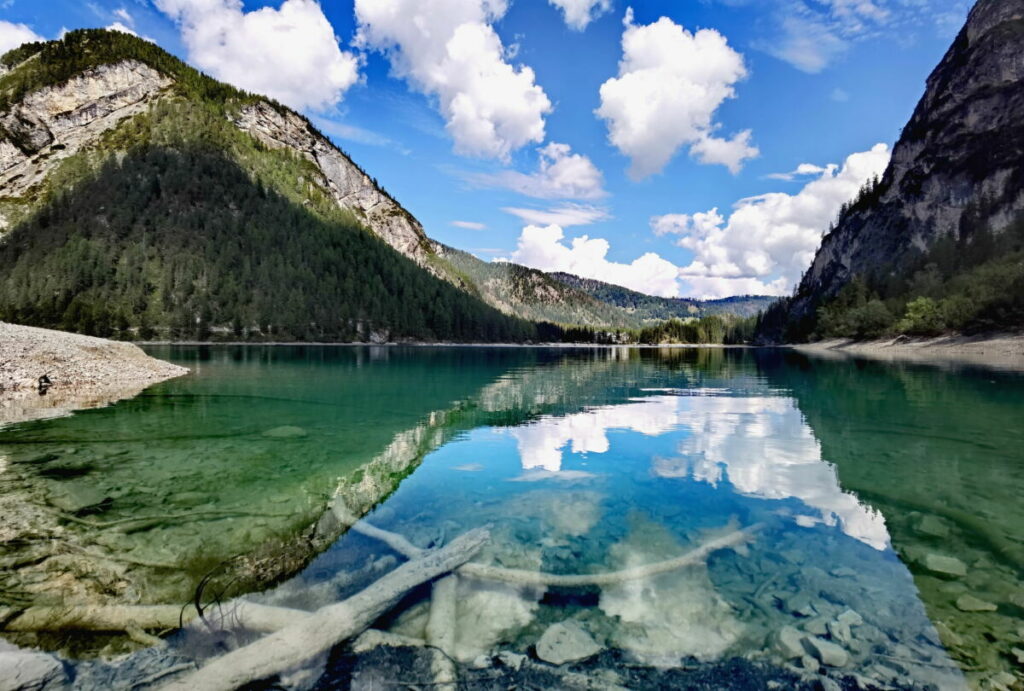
[549,272,776,321]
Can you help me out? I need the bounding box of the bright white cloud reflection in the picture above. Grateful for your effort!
[504,394,890,550]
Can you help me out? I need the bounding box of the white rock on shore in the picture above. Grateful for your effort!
[0,322,187,424]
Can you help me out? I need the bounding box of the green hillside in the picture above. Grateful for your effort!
[0,31,535,342]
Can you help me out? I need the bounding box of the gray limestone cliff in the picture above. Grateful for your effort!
[0,57,432,266]
[786,0,1024,327]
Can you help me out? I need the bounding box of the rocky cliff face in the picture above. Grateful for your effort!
[231,102,433,264]
[0,61,172,228]
[0,57,432,266]
[788,0,1024,323]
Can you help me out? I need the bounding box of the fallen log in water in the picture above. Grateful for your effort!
[425,575,459,690]
[2,600,311,635]
[159,528,489,691]
[348,515,760,586]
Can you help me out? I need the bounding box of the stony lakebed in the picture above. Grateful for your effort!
[0,345,1022,690]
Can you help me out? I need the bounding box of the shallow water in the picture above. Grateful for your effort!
[1,346,1022,688]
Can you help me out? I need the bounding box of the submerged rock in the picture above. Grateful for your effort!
[803,617,829,636]
[955,594,997,612]
[262,425,307,439]
[497,650,528,671]
[826,619,852,646]
[0,645,68,691]
[915,515,950,539]
[784,592,817,618]
[452,578,545,662]
[46,483,110,514]
[774,626,805,659]
[536,621,602,665]
[802,636,850,668]
[599,516,744,665]
[836,609,863,628]
[922,554,967,579]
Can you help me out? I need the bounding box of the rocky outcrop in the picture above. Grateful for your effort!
[788,0,1024,322]
[231,102,433,264]
[0,61,172,212]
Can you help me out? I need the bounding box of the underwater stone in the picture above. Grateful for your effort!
[933,621,963,647]
[262,426,307,438]
[774,626,805,659]
[799,654,820,672]
[47,483,110,514]
[169,491,208,506]
[819,677,842,691]
[836,610,863,628]
[0,647,68,691]
[804,618,829,636]
[535,621,602,665]
[922,554,967,578]
[827,619,852,645]
[802,636,850,668]
[830,567,857,579]
[915,515,950,539]
[496,651,527,671]
[955,594,997,612]
[785,592,816,617]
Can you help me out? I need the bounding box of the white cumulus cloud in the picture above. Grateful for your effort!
[154,0,361,111]
[504,224,682,297]
[596,8,756,179]
[0,21,44,56]
[469,142,606,199]
[652,143,891,299]
[548,0,612,31]
[354,0,551,161]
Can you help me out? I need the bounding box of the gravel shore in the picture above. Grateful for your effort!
[0,322,188,425]
[792,332,1024,372]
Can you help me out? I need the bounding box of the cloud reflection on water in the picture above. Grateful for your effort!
[504,392,891,550]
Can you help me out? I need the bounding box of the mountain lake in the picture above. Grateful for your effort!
[1,346,1022,690]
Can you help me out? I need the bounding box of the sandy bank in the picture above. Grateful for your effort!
[791,332,1024,372]
[0,322,189,426]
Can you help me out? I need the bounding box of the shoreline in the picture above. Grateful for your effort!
[790,332,1024,372]
[0,322,189,426]
[136,340,754,348]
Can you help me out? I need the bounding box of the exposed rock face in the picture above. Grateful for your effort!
[231,102,433,264]
[0,58,432,267]
[788,0,1024,323]
[0,61,172,207]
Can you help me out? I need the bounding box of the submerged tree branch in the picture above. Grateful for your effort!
[159,528,490,691]
[348,514,761,586]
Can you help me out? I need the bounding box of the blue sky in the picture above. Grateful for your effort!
[0,0,970,298]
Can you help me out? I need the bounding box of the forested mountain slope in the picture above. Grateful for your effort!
[0,30,535,341]
[759,0,1024,341]
[0,30,765,341]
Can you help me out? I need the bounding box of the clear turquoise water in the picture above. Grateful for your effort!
[2,346,1022,687]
